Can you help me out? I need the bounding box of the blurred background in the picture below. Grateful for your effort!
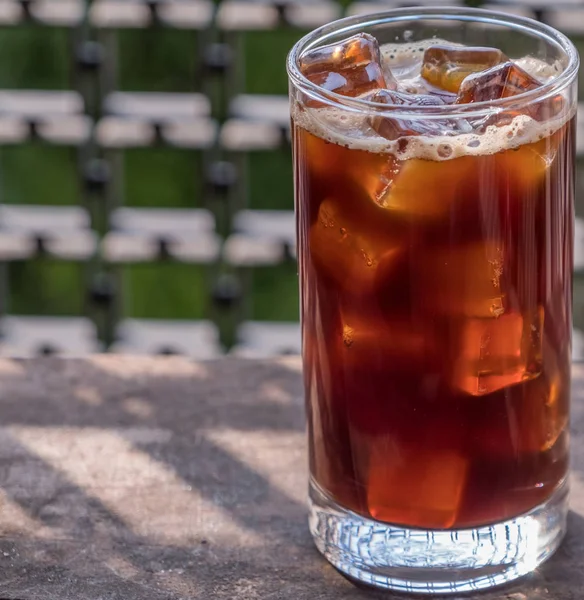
[0,0,582,359]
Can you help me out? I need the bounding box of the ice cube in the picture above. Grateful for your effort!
[299,33,393,98]
[495,134,560,194]
[367,442,468,528]
[456,61,563,122]
[337,308,438,441]
[457,61,539,103]
[418,243,506,317]
[421,45,507,94]
[339,309,430,371]
[473,339,569,460]
[377,153,477,220]
[304,328,360,507]
[368,89,451,140]
[309,197,402,293]
[519,333,569,453]
[524,364,569,452]
[380,43,423,81]
[369,89,447,108]
[300,33,381,76]
[452,308,543,397]
[302,123,402,205]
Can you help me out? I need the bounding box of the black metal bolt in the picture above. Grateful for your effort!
[83,159,111,193]
[283,241,296,263]
[19,0,32,19]
[212,274,242,310]
[34,235,46,256]
[202,44,233,75]
[207,161,238,197]
[89,274,116,307]
[278,347,297,356]
[157,237,172,260]
[283,126,292,145]
[28,120,39,141]
[37,343,58,356]
[76,41,104,72]
[157,345,181,356]
[145,0,160,23]
[274,1,287,24]
[153,122,164,146]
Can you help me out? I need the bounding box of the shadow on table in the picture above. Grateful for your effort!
[0,357,377,600]
[0,357,580,600]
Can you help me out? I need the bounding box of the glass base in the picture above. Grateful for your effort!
[309,478,568,594]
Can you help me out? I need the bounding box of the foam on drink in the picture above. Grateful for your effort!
[293,41,571,162]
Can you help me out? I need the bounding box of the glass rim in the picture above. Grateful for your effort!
[286,6,580,120]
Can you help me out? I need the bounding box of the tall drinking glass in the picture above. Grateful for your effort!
[287,7,578,593]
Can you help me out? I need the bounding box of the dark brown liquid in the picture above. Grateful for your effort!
[294,118,574,530]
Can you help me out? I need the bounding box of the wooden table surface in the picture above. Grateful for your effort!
[0,356,581,600]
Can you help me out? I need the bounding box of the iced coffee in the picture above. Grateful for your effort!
[293,33,574,530]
